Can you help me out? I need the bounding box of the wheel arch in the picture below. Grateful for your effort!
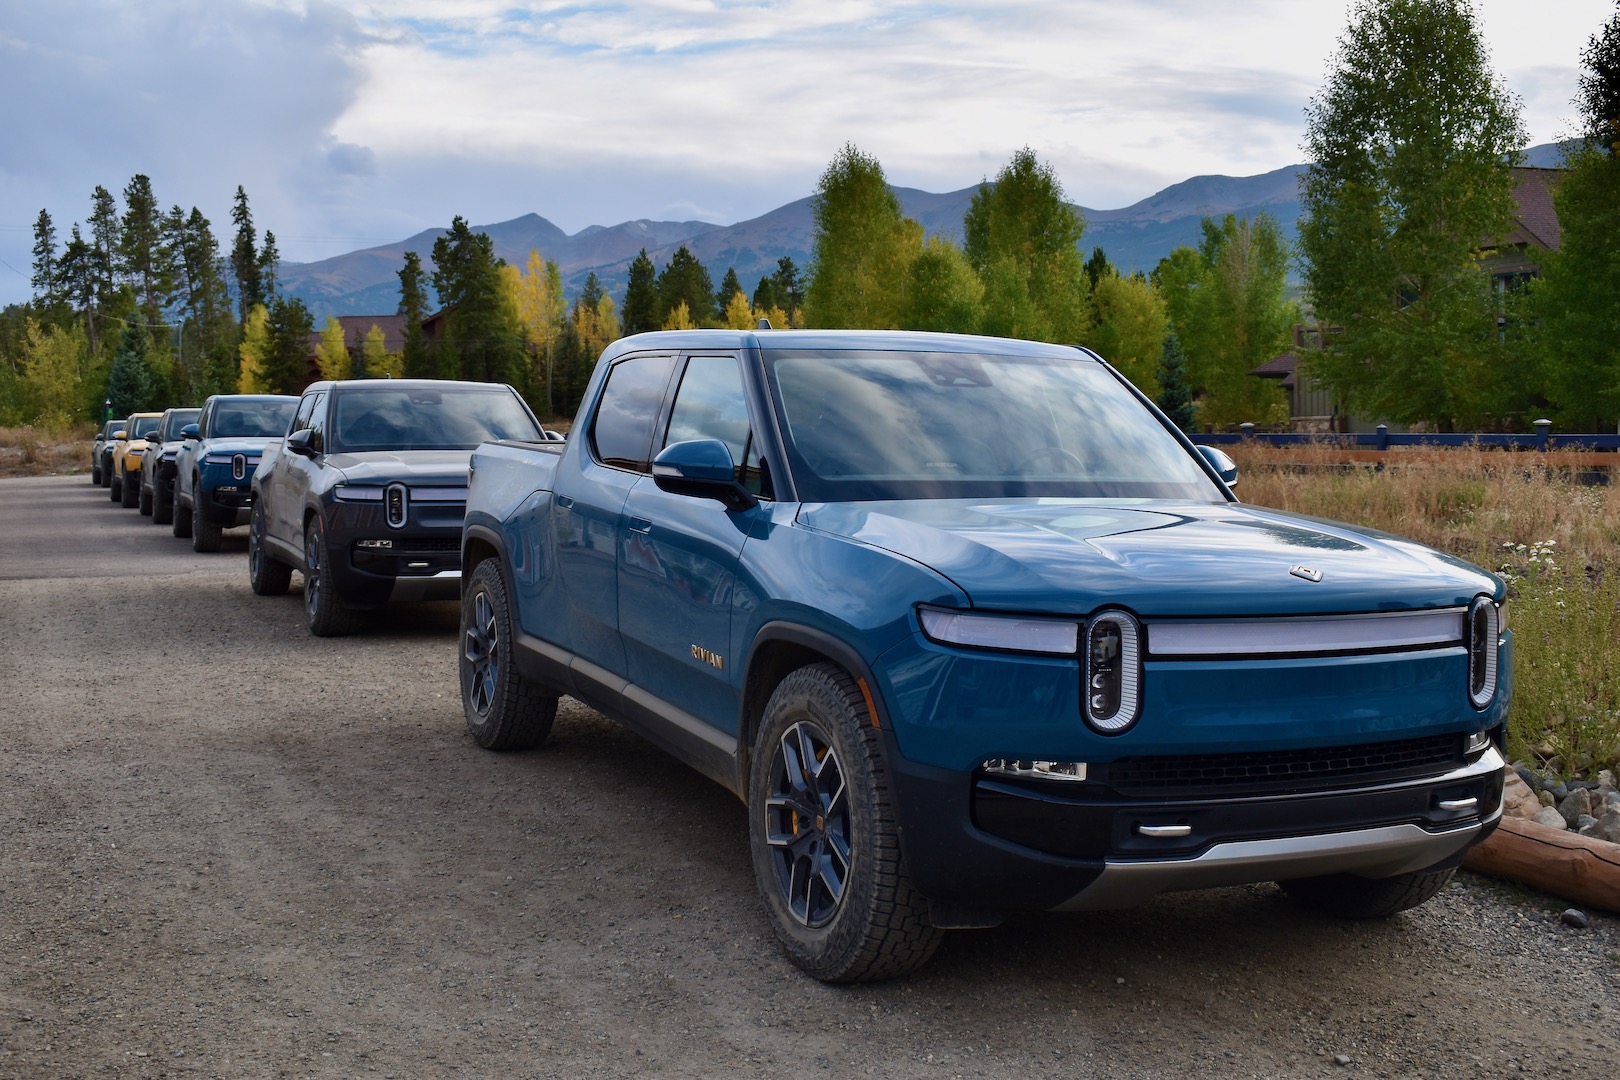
[739,622,892,790]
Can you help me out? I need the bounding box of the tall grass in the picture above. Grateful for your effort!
[1228,444,1620,776]
[0,422,95,478]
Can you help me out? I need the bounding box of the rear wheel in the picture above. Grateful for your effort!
[1280,867,1456,919]
[304,517,357,636]
[247,504,293,596]
[748,663,941,982]
[460,559,557,750]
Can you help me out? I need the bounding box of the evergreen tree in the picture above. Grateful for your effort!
[1156,334,1197,431]
[230,186,264,320]
[397,251,435,379]
[119,174,172,325]
[262,294,314,395]
[804,144,920,329]
[431,216,524,384]
[88,184,121,308]
[31,209,58,306]
[1578,0,1620,152]
[620,249,658,335]
[962,147,1090,343]
[656,246,716,326]
[716,267,744,315]
[105,319,159,418]
[260,230,281,299]
[1084,246,1113,291]
[1299,0,1525,429]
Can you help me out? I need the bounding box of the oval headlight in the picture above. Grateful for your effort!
[1467,596,1501,709]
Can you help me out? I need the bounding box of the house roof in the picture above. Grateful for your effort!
[1501,167,1562,251]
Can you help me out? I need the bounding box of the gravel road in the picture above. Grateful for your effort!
[2,472,1618,1079]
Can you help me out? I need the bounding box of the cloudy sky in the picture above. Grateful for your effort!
[0,0,1612,307]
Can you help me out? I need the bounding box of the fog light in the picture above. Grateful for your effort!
[357,539,393,549]
[1464,729,1493,757]
[981,759,1088,782]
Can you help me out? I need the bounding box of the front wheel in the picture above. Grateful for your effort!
[748,663,941,983]
[152,478,174,525]
[119,471,138,507]
[460,559,557,750]
[1280,867,1456,919]
[172,488,192,537]
[247,504,293,596]
[304,516,357,636]
[138,480,153,515]
[109,473,122,502]
[191,483,222,552]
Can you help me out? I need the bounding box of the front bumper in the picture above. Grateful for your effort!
[197,461,260,526]
[889,742,1504,914]
[323,498,466,608]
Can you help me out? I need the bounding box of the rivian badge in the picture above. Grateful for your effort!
[1290,565,1324,582]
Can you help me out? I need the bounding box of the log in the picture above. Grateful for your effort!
[1463,816,1620,914]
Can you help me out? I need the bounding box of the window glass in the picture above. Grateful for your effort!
[305,393,328,453]
[328,385,541,452]
[590,355,676,472]
[290,393,318,436]
[765,348,1223,503]
[664,354,769,498]
[210,398,298,438]
[132,415,162,438]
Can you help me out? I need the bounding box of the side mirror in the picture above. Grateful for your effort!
[1198,445,1239,488]
[286,429,316,456]
[113,430,127,441]
[180,423,200,441]
[652,439,757,511]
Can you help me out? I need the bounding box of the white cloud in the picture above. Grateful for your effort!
[0,0,1611,306]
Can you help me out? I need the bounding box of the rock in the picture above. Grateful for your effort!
[1548,780,1570,802]
[1333,1054,1353,1066]
[1539,790,1556,807]
[1597,807,1620,845]
[1515,765,1543,791]
[1561,908,1590,929]
[1532,807,1569,831]
[1560,788,1595,828]
[1502,771,1541,819]
[1576,814,1599,835]
[1597,769,1615,791]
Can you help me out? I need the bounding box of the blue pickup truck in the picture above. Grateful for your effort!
[460,328,1510,982]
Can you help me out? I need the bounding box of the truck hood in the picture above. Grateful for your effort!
[324,449,472,487]
[795,499,1499,616]
[202,436,281,456]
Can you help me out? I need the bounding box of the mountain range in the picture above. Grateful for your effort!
[277,143,1567,320]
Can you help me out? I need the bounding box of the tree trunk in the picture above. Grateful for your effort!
[1463,817,1620,913]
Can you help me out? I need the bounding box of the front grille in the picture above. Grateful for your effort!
[394,538,459,554]
[1101,733,1463,797]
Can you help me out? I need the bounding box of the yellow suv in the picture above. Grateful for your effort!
[109,413,163,508]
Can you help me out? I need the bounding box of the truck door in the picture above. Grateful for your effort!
[550,352,676,682]
[618,352,765,737]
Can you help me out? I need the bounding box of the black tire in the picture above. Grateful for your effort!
[152,479,173,525]
[99,456,112,488]
[138,480,153,516]
[459,559,557,750]
[172,490,193,537]
[91,461,101,485]
[109,473,122,502]
[304,516,357,636]
[119,470,138,507]
[247,504,293,596]
[1280,867,1457,919]
[191,482,222,552]
[748,663,941,983]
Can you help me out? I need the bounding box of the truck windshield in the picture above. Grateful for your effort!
[213,400,298,438]
[329,385,541,452]
[764,348,1223,503]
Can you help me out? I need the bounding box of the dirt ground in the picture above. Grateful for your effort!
[2,472,1618,1080]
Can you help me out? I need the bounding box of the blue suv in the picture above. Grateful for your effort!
[174,394,298,551]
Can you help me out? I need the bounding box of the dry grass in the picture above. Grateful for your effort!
[1228,442,1620,776]
[0,423,94,478]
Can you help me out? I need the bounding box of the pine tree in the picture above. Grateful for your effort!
[397,251,435,379]
[31,209,58,305]
[263,295,314,394]
[620,250,658,335]
[230,186,264,320]
[260,231,281,299]
[716,267,744,315]
[1156,334,1196,431]
[105,319,158,418]
[120,174,171,325]
[430,216,523,384]
[656,246,716,327]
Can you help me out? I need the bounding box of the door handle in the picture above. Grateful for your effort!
[628,517,653,535]
[557,494,574,510]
